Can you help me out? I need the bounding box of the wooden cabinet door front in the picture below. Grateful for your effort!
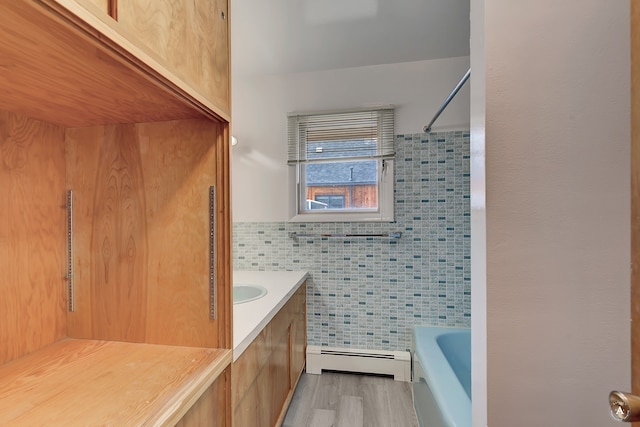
[290,284,307,386]
[117,0,230,114]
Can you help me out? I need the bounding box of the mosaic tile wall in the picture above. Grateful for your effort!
[233,131,470,352]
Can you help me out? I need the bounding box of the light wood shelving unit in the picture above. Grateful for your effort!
[0,0,232,425]
[0,340,232,426]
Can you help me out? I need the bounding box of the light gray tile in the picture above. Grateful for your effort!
[285,373,418,427]
[385,380,420,427]
[311,372,341,410]
[336,395,363,427]
[308,409,336,427]
[336,372,361,396]
[361,383,390,427]
[283,373,318,427]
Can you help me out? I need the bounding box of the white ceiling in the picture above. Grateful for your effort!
[231,0,470,76]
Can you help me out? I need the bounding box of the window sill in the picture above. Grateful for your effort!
[288,211,394,223]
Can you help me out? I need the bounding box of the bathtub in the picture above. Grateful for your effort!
[412,326,471,427]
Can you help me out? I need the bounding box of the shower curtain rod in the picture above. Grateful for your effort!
[423,68,471,133]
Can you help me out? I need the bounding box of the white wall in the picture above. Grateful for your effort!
[473,1,630,425]
[231,57,470,222]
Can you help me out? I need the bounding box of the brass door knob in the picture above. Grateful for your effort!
[610,391,640,422]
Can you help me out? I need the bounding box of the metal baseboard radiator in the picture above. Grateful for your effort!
[306,345,411,382]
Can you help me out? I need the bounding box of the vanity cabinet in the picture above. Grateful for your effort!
[0,0,232,425]
[232,283,307,427]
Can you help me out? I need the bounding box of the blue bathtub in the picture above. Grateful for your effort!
[412,326,471,427]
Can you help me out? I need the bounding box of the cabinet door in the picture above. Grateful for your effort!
[117,0,230,114]
[270,327,291,426]
[290,284,307,386]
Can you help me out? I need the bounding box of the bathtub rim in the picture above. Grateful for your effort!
[412,325,471,427]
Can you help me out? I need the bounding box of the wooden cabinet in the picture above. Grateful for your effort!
[290,287,307,387]
[0,0,232,425]
[118,0,230,115]
[232,283,307,427]
[62,0,231,116]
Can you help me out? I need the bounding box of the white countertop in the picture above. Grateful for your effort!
[233,270,308,361]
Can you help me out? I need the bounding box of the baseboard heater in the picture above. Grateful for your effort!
[306,345,411,382]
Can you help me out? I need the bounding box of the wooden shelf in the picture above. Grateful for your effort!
[0,339,232,426]
[0,1,228,127]
[0,0,233,424]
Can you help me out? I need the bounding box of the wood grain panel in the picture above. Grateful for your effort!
[0,1,205,126]
[271,296,296,340]
[279,285,307,426]
[234,369,261,426]
[65,126,102,338]
[93,124,148,341]
[217,124,232,349]
[176,366,231,427]
[66,119,227,348]
[0,111,66,365]
[138,119,220,347]
[633,0,640,417]
[232,325,272,407]
[234,363,281,427]
[290,284,307,387]
[66,125,148,342]
[270,328,291,426]
[0,339,231,426]
[72,0,117,19]
[118,0,230,114]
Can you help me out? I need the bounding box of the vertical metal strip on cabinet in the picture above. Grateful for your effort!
[66,190,74,312]
[209,186,216,319]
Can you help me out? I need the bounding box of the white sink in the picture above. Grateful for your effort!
[233,284,268,304]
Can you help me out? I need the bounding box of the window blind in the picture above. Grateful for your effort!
[287,106,395,164]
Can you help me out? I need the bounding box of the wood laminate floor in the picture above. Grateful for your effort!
[283,372,419,427]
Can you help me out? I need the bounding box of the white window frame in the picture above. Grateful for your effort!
[287,106,395,223]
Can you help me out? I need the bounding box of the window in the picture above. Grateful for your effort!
[288,106,395,222]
